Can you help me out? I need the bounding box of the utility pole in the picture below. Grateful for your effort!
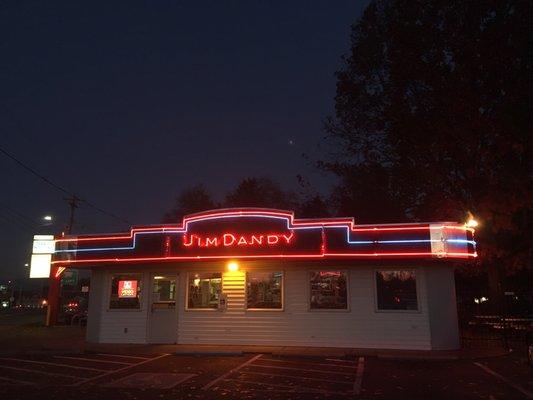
[65,195,79,235]
[46,195,80,326]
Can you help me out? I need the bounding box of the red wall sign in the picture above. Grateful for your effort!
[118,280,137,298]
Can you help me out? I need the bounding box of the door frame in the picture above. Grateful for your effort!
[147,271,179,344]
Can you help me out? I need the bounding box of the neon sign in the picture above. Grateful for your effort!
[51,208,477,266]
[118,280,138,298]
[183,233,294,248]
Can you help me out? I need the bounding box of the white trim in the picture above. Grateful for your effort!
[307,269,350,312]
[106,272,144,312]
[373,268,421,313]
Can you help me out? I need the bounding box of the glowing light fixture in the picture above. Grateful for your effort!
[43,215,53,221]
[466,218,478,228]
[227,261,239,272]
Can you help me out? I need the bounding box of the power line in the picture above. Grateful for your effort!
[0,202,39,226]
[0,145,131,225]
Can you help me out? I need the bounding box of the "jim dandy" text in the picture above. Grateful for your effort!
[182,232,294,248]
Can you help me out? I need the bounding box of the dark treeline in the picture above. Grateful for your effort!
[163,177,330,222]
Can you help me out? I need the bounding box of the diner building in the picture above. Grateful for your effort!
[51,208,477,350]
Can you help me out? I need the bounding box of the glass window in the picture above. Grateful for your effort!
[247,272,283,309]
[187,273,221,309]
[152,275,176,304]
[109,274,142,309]
[376,270,418,310]
[309,271,348,310]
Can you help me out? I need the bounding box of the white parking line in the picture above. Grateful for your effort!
[0,364,80,379]
[326,358,357,364]
[239,369,354,385]
[353,356,365,395]
[0,375,35,385]
[260,357,357,370]
[54,355,132,365]
[249,362,356,376]
[70,353,169,387]
[474,362,533,399]
[223,377,350,396]
[0,358,107,372]
[202,354,263,390]
[95,353,151,360]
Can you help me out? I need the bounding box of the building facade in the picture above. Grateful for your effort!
[52,208,477,350]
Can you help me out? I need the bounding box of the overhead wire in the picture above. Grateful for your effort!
[0,146,131,225]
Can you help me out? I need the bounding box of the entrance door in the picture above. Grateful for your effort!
[148,273,178,343]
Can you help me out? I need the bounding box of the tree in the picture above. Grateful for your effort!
[163,184,218,222]
[322,0,532,299]
[224,177,295,210]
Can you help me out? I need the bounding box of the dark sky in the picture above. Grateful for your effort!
[0,1,366,279]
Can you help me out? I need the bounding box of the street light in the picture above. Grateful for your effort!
[43,215,53,222]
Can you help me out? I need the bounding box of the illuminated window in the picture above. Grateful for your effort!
[152,275,176,304]
[187,273,221,309]
[109,274,142,309]
[309,271,348,310]
[246,272,283,309]
[375,270,418,311]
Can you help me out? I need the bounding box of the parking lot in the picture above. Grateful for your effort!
[0,348,530,399]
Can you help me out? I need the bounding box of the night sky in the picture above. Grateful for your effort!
[0,1,366,279]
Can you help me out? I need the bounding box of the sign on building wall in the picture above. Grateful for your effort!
[118,280,138,298]
[61,270,78,286]
[30,235,55,278]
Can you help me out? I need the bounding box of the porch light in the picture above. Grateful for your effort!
[227,261,239,272]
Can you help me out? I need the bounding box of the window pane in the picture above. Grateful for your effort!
[376,270,418,310]
[247,272,282,309]
[310,271,348,310]
[109,274,142,309]
[187,273,221,309]
[152,275,176,303]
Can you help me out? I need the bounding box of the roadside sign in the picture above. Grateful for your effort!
[61,270,78,286]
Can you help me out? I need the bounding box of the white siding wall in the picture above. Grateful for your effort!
[96,271,150,343]
[92,262,455,349]
[177,263,432,350]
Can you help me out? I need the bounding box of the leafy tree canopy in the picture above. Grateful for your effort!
[163,184,218,222]
[322,0,532,273]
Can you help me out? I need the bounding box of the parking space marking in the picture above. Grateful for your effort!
[202,354,263,390]
[326,358,357,363]
[0,375,36,385]
[53,355,133,365]
[249,362,356,376]
[474,362,533,399]
[0,364,80,379]
[95,353,151,360]
[239,370,354,385]
[0,358,107,372]
[353,356,365,395]
[223,377,351,396]
[204,354,363,397]
[260,357,358,370]
[70,353,170,387]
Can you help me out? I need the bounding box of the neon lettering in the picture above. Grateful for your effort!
[223,234,236,246]
[267,235,279,244]
[205,237,218,247]
[182,232,295,248]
